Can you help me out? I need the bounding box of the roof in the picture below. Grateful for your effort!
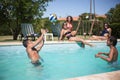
[58,14,106,21]
[96,14,107,18]
[58,16,79,21]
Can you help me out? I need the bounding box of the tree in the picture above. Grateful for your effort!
[106,3,120,38]
[106,3,120,24]
[112,4,120,23]
[105,8,114,23]
[0,0,53,40]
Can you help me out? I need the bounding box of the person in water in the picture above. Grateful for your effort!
[22,29,46,65]
[59,22,93,47]
[95,36,118,66]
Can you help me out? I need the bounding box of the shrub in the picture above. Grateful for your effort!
[110,23,120,38]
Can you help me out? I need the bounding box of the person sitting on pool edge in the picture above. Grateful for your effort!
[95,36,118,66]
[89,23,112,40]
[59,22,93,47]
[22,29,46,65]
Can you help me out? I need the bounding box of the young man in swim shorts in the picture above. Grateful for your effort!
[22,29,46,65]
[95,36,118,65]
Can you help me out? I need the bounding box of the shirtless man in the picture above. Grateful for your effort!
[95,36,118,64]
[22,29,46,65]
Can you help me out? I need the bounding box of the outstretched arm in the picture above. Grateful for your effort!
[31,29,46,48]
[95,49,114,62]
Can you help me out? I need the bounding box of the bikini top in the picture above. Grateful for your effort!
[66,23,73,30]
[64,31,71,36]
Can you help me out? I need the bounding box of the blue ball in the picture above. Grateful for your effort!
[49,14,57,22]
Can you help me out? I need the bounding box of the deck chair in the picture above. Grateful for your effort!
[21,23,38,41]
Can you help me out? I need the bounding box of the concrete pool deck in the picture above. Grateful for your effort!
[65,70,120,80]
[0,40,120,80]
[1,40,118,46]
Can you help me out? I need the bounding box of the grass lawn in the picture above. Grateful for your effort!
[0,35,90,42]
[0,36,19,42]
[0,35,60,42]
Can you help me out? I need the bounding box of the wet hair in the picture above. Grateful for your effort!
[22,39,29,48]
[66,16,73,22]
[109,36,117,46]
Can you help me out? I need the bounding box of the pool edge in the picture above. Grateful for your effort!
[65,70,120,80]
[0,40,120,46]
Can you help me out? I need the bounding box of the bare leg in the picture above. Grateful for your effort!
[89,35,100,40]
[89,35,107,40]
[59,29,65,40]
[69,37,93,47]
[71,31,77,36]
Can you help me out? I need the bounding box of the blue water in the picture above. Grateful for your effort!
[0,42,120,80]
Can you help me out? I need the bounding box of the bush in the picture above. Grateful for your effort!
[110,23,120,38]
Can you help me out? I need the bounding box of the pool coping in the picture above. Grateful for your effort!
[65,70,120,80]
[0,40,120,46]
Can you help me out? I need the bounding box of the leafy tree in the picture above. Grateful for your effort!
[106,3,120,38]
[106,3,120,24]
[112,4,120,23]
[0,0,53,40]
[105,8,114,23]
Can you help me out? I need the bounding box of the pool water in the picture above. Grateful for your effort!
[0,42,120,80]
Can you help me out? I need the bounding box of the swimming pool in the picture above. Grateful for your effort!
[0,42,120,80]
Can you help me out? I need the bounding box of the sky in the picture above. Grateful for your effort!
[42,0,120,18]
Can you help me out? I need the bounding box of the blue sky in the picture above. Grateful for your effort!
[43,0,120,18]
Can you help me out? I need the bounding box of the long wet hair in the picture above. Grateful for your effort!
[66,16,73,23]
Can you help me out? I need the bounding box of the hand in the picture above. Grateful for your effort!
[98,52,103,55]
[41,29,46,34]
[95,54,100,58]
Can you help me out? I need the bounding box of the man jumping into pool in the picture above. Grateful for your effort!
[95,36,118,66]
[22,29,46,65]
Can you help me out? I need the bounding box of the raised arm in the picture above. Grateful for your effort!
[31,29,46,48]
[36,40,44,52]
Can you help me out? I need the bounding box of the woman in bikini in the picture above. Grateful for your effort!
[65,16,77,36]
[59,22,93,47]
[90,23,111,40]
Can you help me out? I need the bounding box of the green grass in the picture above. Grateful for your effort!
[0,35,90,42]
[0,35,60,42]
[0,36,19,42]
